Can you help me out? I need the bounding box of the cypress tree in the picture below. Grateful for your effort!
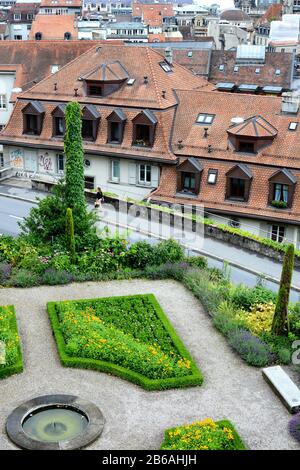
[66,207,75,263]
[272,244,295,336]
[64,101,85,212]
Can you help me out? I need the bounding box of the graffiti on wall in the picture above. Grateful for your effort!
[39,153,53,172]
[10,149,23,168]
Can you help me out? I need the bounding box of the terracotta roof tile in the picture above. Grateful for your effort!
[29,14,78,40]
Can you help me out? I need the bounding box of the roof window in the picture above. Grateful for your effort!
[289,122,298,131]
[160,62,172,73]
[196,113,215,124]
[219,64,225,71]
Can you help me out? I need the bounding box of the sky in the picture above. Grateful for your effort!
[195,0,235,9]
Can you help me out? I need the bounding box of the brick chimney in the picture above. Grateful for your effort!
[165,47,173,65]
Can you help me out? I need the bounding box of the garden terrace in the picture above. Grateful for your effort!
[47,294,203,390]
[0,305,23,379]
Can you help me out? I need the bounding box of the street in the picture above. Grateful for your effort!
[0,194,299,302]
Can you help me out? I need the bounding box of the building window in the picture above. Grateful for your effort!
[108,121,121,143]
[207,169,218,184]
[229,178,246,200]
[111,160,120,181]
[275,69,281,75]
[160,62,172,73]
[196,113,215,125]
[182,172,196,192]
[255,68,260,74]
[0,95,7,109]
[14,13,21,20]
[82,119,94,140]
[51,64,59,74]
[84,176,95,190]
[14,35,22,40]
[233,65,239,72]
[238,141,255,153]
[56,154,65,174]
[289,122,298,131]
[0,152,4,168]
[87,84,102,96]
[139,164,151,184]
[271,225,285,243]
[25,114,38,134]
[273,183,289,204]
[134,124,151,147]
[219,64,224,71]
[54,116,65,136]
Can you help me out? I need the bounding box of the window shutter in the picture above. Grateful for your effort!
[129,162,137,185]
[151,165,159,187]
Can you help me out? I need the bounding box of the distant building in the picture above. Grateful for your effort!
[39,0,82,16]
[29,13,78,39]
[105,22,148,42]
[219,8,253,29]
[8,2,39,40]
[208,19,248,50]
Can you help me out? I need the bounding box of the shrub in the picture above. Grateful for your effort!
[0,305,23,379]
[231,285,276,311]
[277,348,291,365]
[160,418,245,450]
[9,269,39,287]
[153,239,184,265]
[42,268,73,285]
[213,302,246,336]
[186,256,208,270]
[47,294,203,390]
[289,413,300,443]
[0,262,12,284]
[127,241,155,269]
[227,328,274,367]
[272,244,295,336]
[144,262,190,281]
[236,302,275,336]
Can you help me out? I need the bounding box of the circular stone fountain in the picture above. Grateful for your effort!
[6,394,105,450]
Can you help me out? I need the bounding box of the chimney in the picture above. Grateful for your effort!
[54,83,57,91]
[281,92,299,114]
[74,88,78,97]
[143,76,148,84]
[204,127,209,138]
[165,47,173,65]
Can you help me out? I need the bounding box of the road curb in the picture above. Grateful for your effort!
[0,192,38,204]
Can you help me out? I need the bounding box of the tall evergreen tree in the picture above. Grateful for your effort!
[64,101,85,212]
[66,207,75,263]
[272,244,295,336]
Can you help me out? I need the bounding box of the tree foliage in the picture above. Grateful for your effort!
[272,244,295,336]
[66,207,75,263]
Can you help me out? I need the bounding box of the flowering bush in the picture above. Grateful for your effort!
[227,328,274,367]
[289,412,300,443]
[160,418,245,450]
[49,294,202,388]
[236,302,275,336]
[231,285,276,311]
[0,305,23,378]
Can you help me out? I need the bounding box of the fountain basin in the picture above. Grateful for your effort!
[6,394,105,450]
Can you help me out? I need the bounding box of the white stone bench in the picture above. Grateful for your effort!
[262,365,300,414]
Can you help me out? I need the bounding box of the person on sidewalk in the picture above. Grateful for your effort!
[94,187,104,211]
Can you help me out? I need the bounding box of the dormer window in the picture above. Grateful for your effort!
[176,157,203,195]
[226,164,252,202]
[52,104,66,137]
[87,83,103,96]
[107,108,126,144]
[132,109,157,147]
[22,101,44,136]
[227,115,277,154]
[268,168,297,209]
[82,61,129,97]
[81,105,100,141]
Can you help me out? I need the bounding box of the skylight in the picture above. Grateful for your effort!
[160,62,172,73]
[127,78,136,86]
[188,51,193,57]
[233,65,239,72]
[196,114,215,124]
[207,169,218,184]
[219,64,225,71]
[255,68,260,74]
[289,122,298,131]
[275,69,281,75]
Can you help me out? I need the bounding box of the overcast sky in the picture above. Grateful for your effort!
[196,0,235,9]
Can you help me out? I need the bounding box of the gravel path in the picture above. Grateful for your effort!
[0,279,298,450]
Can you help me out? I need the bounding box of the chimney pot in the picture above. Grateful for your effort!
[74,88,78,97]
[143,76,148,84]
[204,127,209,138]
[54,82,57,91]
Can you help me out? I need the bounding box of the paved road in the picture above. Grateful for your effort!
[1,194,300,302]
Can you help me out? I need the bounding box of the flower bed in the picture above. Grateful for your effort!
[47,294,203,390]
[0,305,23,379]
[160,418,246,450]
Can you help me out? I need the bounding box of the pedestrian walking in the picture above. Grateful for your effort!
[94,187,104,210]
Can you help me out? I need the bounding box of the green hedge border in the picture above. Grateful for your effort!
[160,419,246,450]
[0,305,23,379]
[47,293,203,391]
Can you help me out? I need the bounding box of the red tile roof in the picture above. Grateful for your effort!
[40,0,81,6]
[132,2,174,27]
[258,3,282,25]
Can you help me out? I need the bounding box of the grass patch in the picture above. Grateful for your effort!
[47,294,203,390]
[0,305,23,379]
[160,418,246,450]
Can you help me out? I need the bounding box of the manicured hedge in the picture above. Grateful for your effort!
[47,294,203,391]
[160,419,246,450]
[0,305,23,379]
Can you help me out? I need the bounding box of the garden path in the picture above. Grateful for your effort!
[0,280,298,450]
